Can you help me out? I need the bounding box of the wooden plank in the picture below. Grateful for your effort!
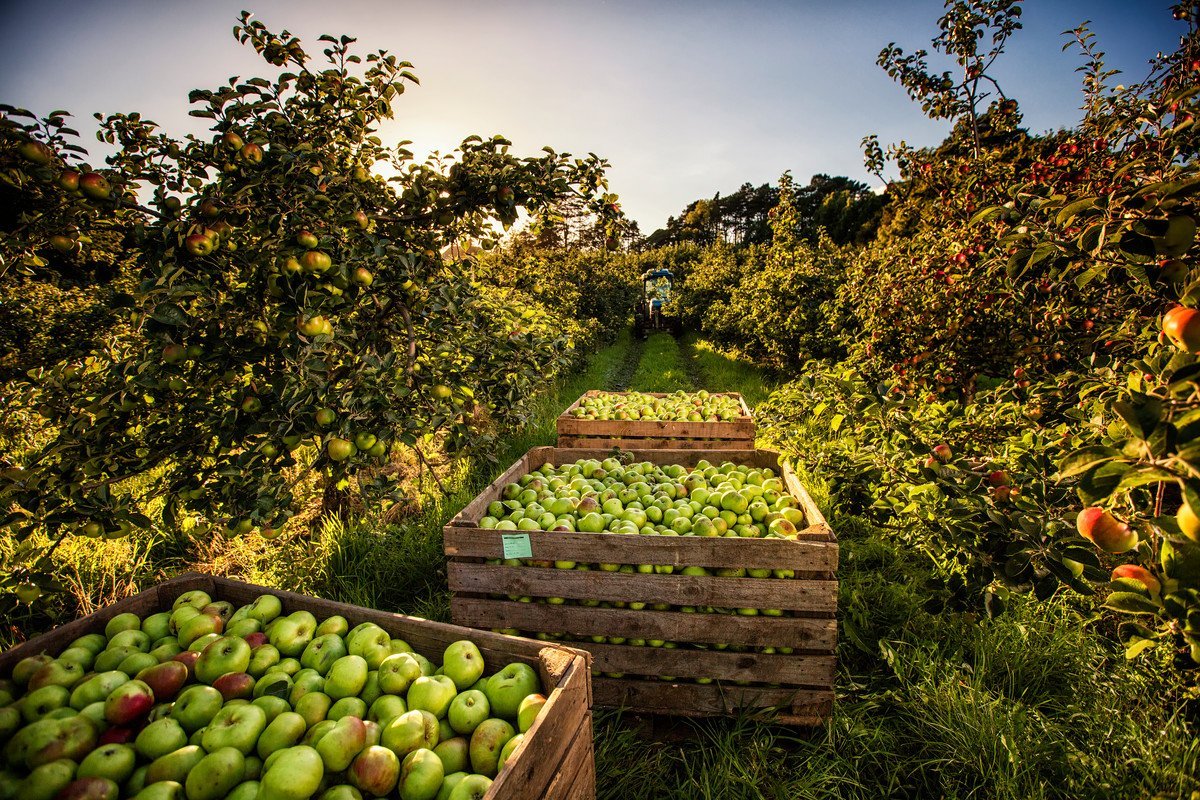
[448,564,838,612]
[558,435,754,450]
[451,597,837,649]
[444,528,838,571]
[585,642,835,685]
[451,450,538,528]
[592,677,834,721]
[556,417,756,438]
[541,712,595,800]
[489,655,590,799]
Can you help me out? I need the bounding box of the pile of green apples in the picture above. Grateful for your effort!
[0,591,549,800]
[479,457,805,540]
[568,390,742,422]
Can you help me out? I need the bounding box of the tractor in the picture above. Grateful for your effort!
[633,267,679,338]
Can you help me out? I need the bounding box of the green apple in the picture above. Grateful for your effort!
[177,613,223,649]
[304,720,337,748]
[253,671,294,701]
[348,628,392,669]
[196,636,252,684]
[13,654,54,686]
[447,690,489,735]
[226,618,261,639]
[468,718,514,777]
[145,745,205,784]
[369,694,408,725]
[78,743,136,784]
[294,692,333,727]
[117,652,158,676]
[441,642,484,691]
[436,773,467,800]
[245,594,283,624]
[69,671,129,711]
[319,787,362,800]
[248,644,282,677]
[140,612,173,642]
[171,685,223,732]
[398,748,444,800]
[105,612,142,639]
[17,715,98,768]
[315,715,368,772]
[225,782,260,800]
[70,633,109,655]
[325,655,369,699]
[517,694,546,733]
[360,670,382,706]
[315,615,349,637]
[484,663,540,719]
[135,717,188,760]
[185,746,245,800]
[29,659,87,691]
[268,611,317,658]
[252,695,290,723]
[289,669,326,705]
[378,653,422,695]
[258,745,324,800]
[257,711,307,760]
[348,745,399,797]
[432,737,469,775]
[408,675,457,719]
[446,774,492,800]
[328,696,368,720]
[18,759,77,800]
[301,634,348,675]
[132,781,185,800]
[381,709,439,759]
[57,647,95,671]
[497,732,523,772]
[202,702,267,754]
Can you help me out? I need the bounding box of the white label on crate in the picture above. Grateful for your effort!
[501,533,533,560]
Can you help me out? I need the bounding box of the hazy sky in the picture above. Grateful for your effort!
[0,1,1180,232]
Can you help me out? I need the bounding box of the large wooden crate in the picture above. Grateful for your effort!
[556,390,756,450]
[0,572,595,800]
[445,447,837,725]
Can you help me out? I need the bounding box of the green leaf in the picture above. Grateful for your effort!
[1057,445,1121,479]
[1124,638,1157,659]
[1103,591,1161,615]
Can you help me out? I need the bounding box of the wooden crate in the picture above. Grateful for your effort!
[0,572,595,800]
[556,390,756,450]
[445,447,837,725]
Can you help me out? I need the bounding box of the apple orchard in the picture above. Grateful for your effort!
[2,3,1200,800]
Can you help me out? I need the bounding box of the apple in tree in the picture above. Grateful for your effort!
[1164,306,1200,352]
[1077,507,1138,553]
[78,172,111,201]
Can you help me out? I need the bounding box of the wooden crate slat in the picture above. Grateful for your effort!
[451,597,838,649]
[444,528,838,571]
[555,391,756,448]
[558,435,755,450]
[593,677,833,718]
[449,563,837,613]
[586,642,835,685]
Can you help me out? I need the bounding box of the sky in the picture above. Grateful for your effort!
[0,0,1182,233]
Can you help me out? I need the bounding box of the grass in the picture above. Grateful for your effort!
[629,333,693,393]
[7,329,1199,799]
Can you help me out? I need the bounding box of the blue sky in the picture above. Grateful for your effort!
[0,1,1180,232]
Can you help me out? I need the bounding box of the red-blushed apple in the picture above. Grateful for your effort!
[177,611,224,648]
[1076,507,1138,553]
[1112,564,1161,595]
[13,653,54,687]
[171,650,201,680]
[213,672,256,701]
[104,680,154,725]
[314,715,367,772]
[136,661,189,701]
[1163,306,1200,353]
[244,631,268,649]
[97,726,136,745]
[51,776,118,800]
[23,715,98,767]
[349,745,400,797]
[78,173,111,201]
[931,444,952,463]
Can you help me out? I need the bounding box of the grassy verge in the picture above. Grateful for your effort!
[681,332,774,407]
[628,333,693,392]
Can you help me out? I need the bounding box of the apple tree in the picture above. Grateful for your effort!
[0,14,621,604]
